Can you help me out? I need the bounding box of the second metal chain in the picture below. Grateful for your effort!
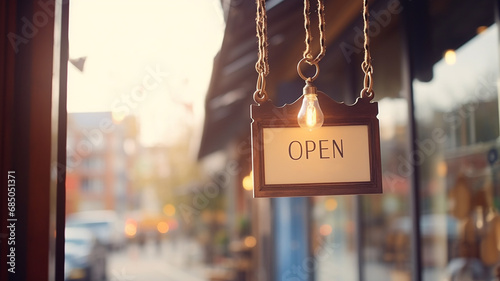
[254,0,269,104]
[361,0,374,98]
[302,0,326,65]
[298,0,326,83]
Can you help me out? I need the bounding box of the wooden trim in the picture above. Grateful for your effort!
[1,1,67,280]
[251,92,382,198]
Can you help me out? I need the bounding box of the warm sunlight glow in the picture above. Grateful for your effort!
[68,0,225,146]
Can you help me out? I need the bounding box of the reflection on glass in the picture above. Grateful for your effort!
[362,97,412,281]
[414,25,499,281]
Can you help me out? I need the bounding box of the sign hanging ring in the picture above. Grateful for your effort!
[364,71,374,91]
[297,58,320,82]
[253,72,269,103]
[360,72,374,99]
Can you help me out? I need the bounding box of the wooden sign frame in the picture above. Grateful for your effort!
[250,91,382,198]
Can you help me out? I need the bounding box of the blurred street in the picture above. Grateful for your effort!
[107,238,208,281]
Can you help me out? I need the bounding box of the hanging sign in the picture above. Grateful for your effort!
[251,91,382,198]
[250,0,382,197]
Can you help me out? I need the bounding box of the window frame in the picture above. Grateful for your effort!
[0,1,69,280]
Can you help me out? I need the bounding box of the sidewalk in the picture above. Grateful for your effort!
[107,238,207,281]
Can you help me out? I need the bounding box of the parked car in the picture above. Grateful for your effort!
[66,210,126,251]
[65,227,107,281]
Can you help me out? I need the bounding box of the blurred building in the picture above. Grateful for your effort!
[66,112,138,215]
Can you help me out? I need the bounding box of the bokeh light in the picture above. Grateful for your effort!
[319,224,332,236]
[244,236,257,248]
[157,221,169,234]
[444,49,456,65]
[163,204,176,216]
[324,198,338,211]
[125,220,137,237]
[242,172,253,191]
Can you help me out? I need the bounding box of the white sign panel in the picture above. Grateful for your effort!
[262,125,370,185]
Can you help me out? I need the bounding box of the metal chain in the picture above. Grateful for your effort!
[361,0,374,98]
[302,0,326,65]
[255,0,327,101]
[254,0,269,104]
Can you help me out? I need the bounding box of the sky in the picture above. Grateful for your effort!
[67,0,226,146]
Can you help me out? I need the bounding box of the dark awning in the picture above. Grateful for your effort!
[198,0,363,159]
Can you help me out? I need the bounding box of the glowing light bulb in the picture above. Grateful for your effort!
[297,83,324,130]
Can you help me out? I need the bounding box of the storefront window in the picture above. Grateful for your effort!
[361,97,413,281]
[414,22,499,281]
[359,26,413,281]
[66,1,227,280]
